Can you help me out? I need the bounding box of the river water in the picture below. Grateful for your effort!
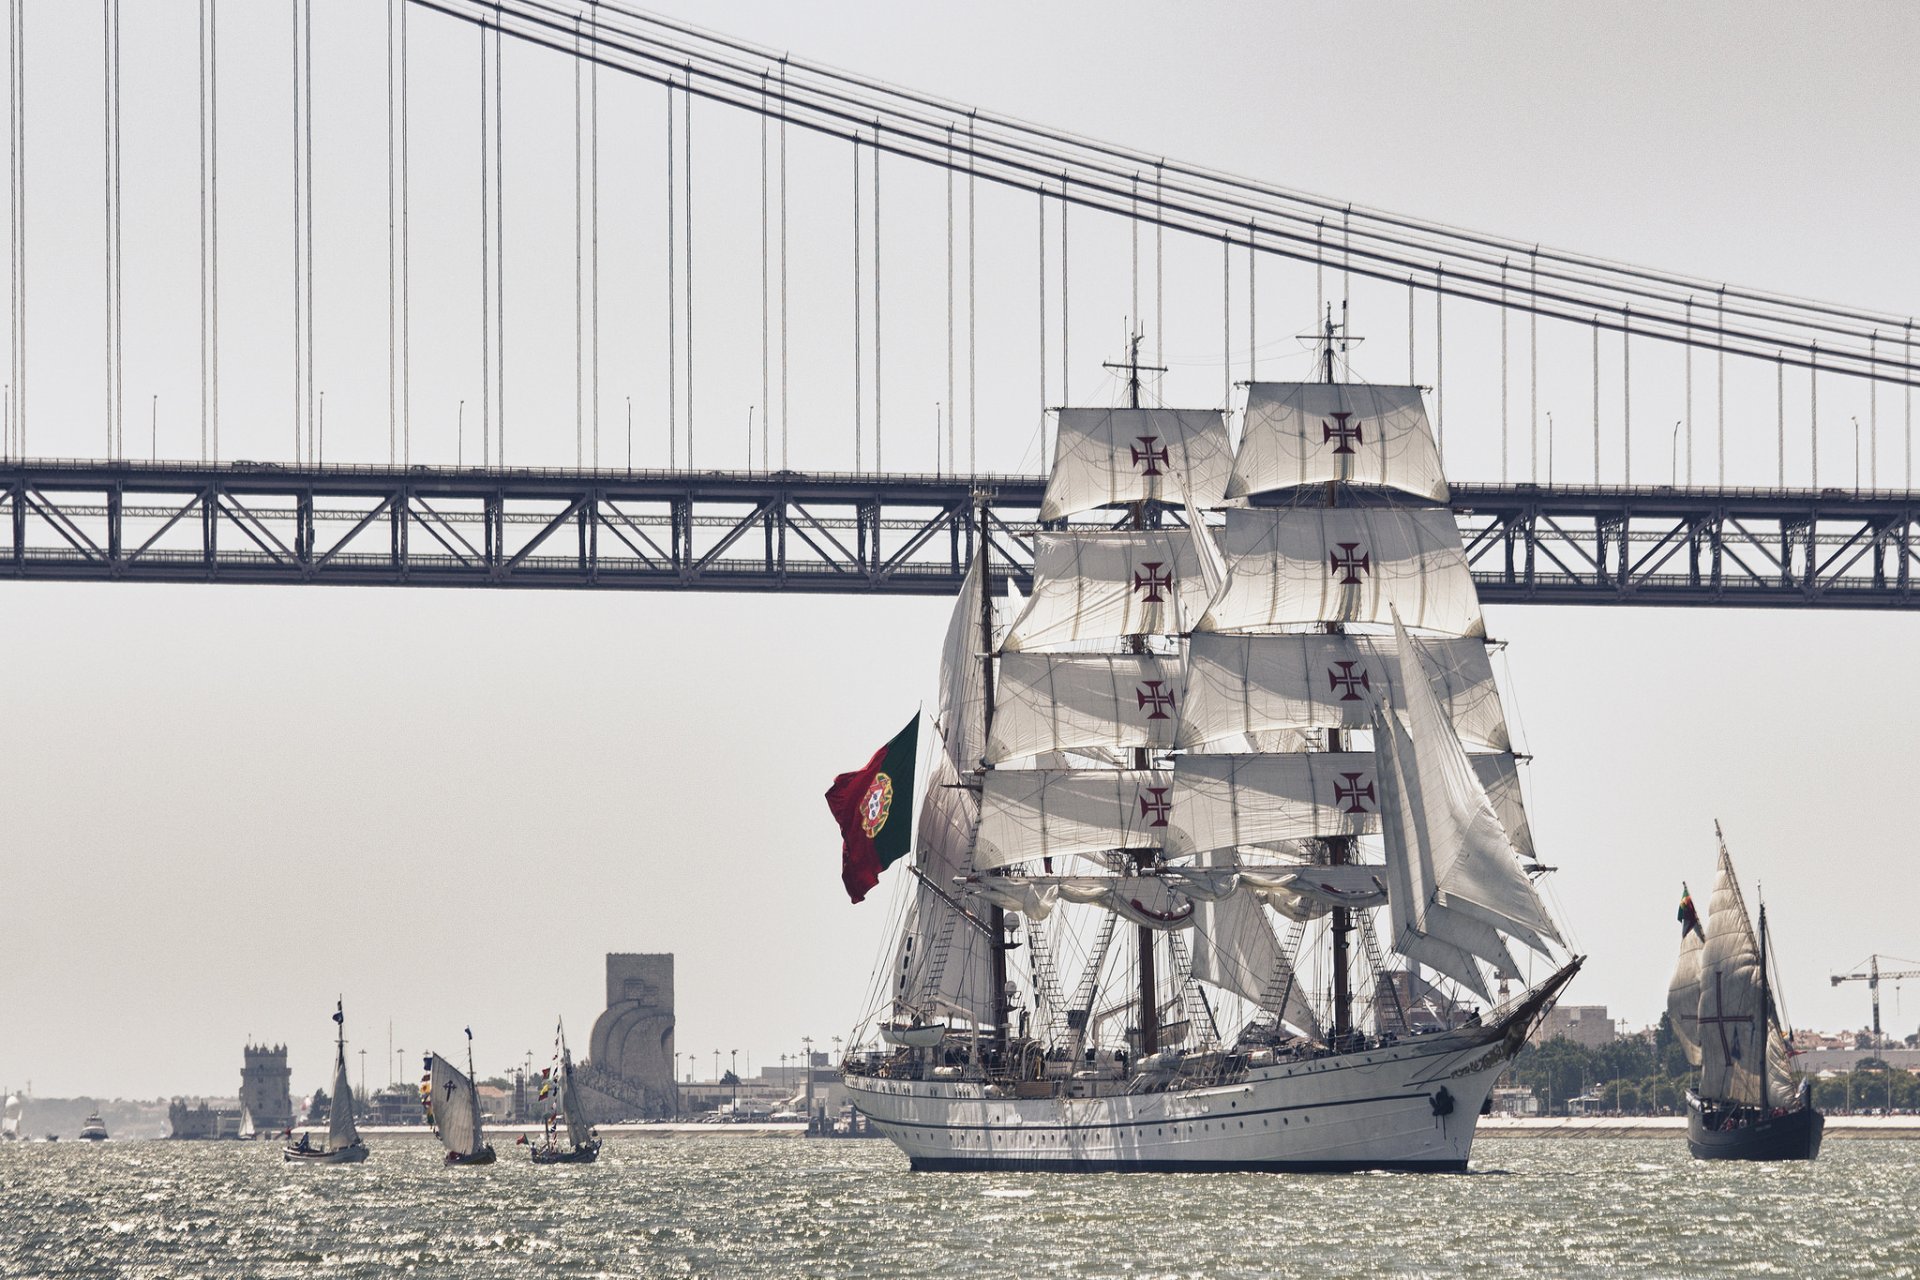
[1,1136,1912,1278]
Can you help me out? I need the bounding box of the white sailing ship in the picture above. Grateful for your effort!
[285,1000,370,1164]
[422,1033,496,1166]
[1668,825,1822,1161]
[842,328,1580,1172]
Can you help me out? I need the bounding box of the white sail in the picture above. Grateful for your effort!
[1005,530,1215,651]
[1696,844,1795,1108]
[1189,888,1324,1040]
[988,652,1184,763]
[1179,632,1508,753]
[1469,754,1535,862]
[1669,922,1705,1068]
[1198,507,1484,638]
[1228,382,1448,503]
[1,1094,19,1139]
[1375,616,1560,993]
[328,1043,359,1150]
[560,1047,593,1149]
[936,558,989,773]
[892,753,997,1024]
[974,768,1173,870]
[1040,407,1234,520]
[1163,752,1383,859]
[426,1053,481,1158]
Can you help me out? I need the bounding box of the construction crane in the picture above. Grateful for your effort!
[1830,956,1920,1048]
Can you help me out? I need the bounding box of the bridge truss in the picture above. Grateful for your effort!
[6,460,1920,608]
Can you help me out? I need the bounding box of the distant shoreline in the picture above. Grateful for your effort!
[1479,1116,1920,1139]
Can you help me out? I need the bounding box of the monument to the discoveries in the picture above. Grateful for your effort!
[576,953,678,1120]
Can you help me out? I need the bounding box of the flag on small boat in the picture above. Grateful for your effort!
[825,713,920,903]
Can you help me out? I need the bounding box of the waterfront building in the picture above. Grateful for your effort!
[239,1044,295,1134]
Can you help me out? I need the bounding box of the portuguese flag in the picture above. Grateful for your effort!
[1677,885,1703,940]
[825,713,919,904]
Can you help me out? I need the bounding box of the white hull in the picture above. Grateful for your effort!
[847,963,1577,1173]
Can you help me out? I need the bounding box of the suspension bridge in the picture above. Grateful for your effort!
[0,1,1914,606]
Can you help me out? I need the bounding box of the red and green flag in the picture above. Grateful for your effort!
[1677,885,1703,940]
[825,713,920,904]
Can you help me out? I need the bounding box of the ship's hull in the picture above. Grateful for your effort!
[848,961,1576,1173]
[284,1140,369,1165]
[530,1139,601,1164]
[443,1145,496,1166]
[1686,1099,1823,1162]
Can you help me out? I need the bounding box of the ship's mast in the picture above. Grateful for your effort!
[1318,308,1357,1046]
[1758,898,1771,1109]
[977,495,1011,1057]
[1104,332,1169,1059]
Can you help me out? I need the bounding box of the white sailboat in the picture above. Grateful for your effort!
[286,999,370,1164]
[422,1030,496,1166]
[531,1018,601,1164]
[1,1092,21,1141]
[1669,825,1822,1160]
[841,326,1580,1172]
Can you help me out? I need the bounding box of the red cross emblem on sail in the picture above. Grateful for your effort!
[1136,680,1176,720]
[1327,660,1372,702]
[1333,771,1376,814]
[1329,543,1371,586]
[1130,435,1170,476]
[1138,786,1173,828]
[1699,969,1755,1064]
[1132,561,1174,603]
[1322,412,1364,454]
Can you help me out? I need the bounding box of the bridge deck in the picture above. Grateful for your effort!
[4,461,1918,607]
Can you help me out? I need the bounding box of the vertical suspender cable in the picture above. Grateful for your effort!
[1313,221,1322,328]
[852,137,861,471]
[940,127,948,477]
[966,115,975,475]
[1907,323,1914,489]
[1220,237,1229,407]
[1406,279,1414,384]
[1684,299,1693,485]
[1153,162,1163,374]
[399,0,408,466]
[1809,342,1818,490]
[873,125,882,473]
[778,59,787,471]
[1246,223,1255,379]
[683,69,692,469]
[1717,289,1725,485]
[1529,251,1538,482]
[590,4,599,471]
[384,0,394,465]
[302,0,312,463]
[113,0,123,459]
[8,0,21,458]
[573,16,582,466]
[102,0,115,458]
[493,18,503,464]
[1591,318,1600,484]
[286,0,298,462]
[758,73,767,472]
[1776,353,1784,487]
[665,82,675,469]
[1868,332,1877,488]
[1498,261,1507,483]
[478,15,489,466]
[1128,172,1137,332]
[1059,175,1068,407]
[1434,267,1444,463]
[1037,190,1045,440]
[1622,304,1632,484]
[208,0,218,462]
[201,0,210,463]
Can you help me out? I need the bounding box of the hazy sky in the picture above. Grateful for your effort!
[4,0,1918,1099]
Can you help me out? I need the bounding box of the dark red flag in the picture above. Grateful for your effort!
[825,714,920,903]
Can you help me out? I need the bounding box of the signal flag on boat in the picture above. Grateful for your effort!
[825,713,921,904]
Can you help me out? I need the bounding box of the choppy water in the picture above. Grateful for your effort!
[1,1135,1914,1278]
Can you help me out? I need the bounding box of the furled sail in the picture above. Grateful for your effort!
[1375,616,1560,995]
[1669,923,1705,1068]
[1696,843,1795,1108]
[1239,863,1391,920]
[1040,407,1234,520]
[424,1053,482,1158]
[988,652,1184,763]
[328,1043,360,1151]
[892,752,997,1024]
[1198,507,1484,637]
[1004,530,1215,651]
[1163,752,1383,859]
[937,558,988,773]
[1178,632,1509,753]
[1227,383,1449,503]
[1188,880,1324,1039]
[974,768,1173,870]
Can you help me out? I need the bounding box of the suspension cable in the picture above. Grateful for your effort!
[758,71,767,472]
[683,67,692,469]
[478,12,490,466]
[665,79,675,469]
[573,13,582,466]
[852,135,861,472]
[873,122,882,474]
[590,1,598,470]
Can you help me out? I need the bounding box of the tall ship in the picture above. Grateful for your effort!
[285,1000,370,1164]
[531,1019,601,1164]
[422,1032,496,1166]
[839,329,1580,1172]
[1668,825,1822,1161]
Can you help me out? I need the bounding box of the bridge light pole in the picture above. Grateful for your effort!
[457,400,465,468]
[1670,420,1682,486]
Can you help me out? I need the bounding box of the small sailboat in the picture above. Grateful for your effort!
[530,1019,601,1165]
[1,1092,21,1141]
[77,1113,108,1141]
[285,999,370,1164]
[1669,823,1823,1161]
[422,1029,496,1166]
